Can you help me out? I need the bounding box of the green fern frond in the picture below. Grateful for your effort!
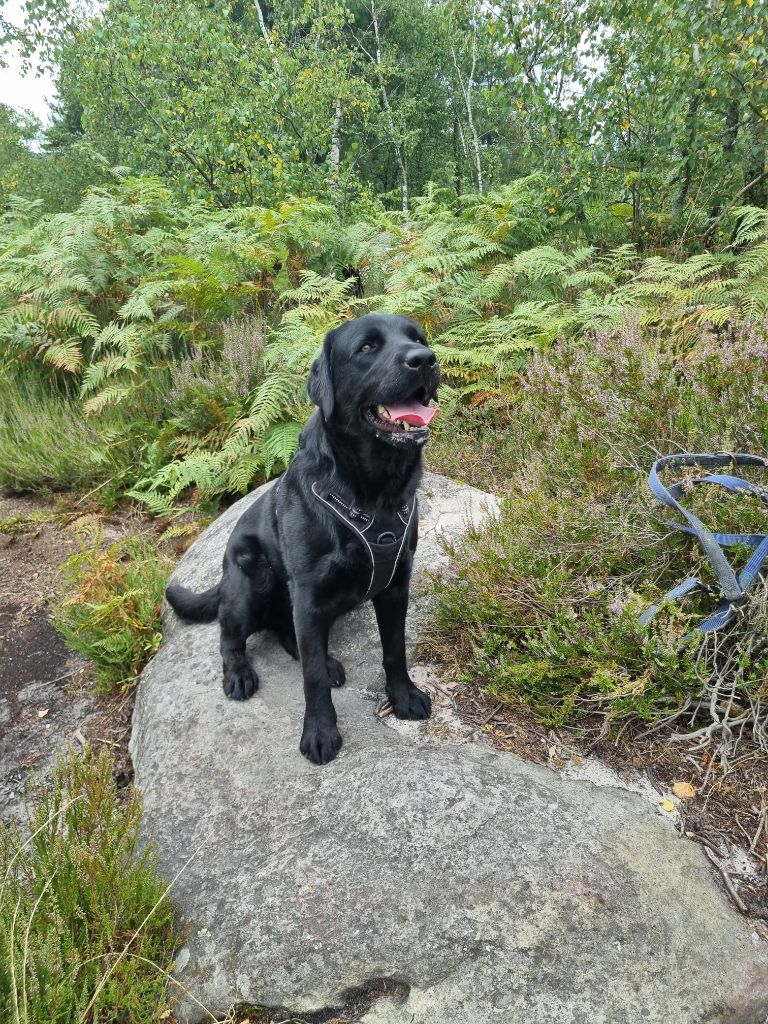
[83,383,134,415]
[262,420,302,475]
[512,246,572,282]
[732,206,768,246]
[46,304,100,338]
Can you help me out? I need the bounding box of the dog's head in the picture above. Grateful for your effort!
[308,313,440,449]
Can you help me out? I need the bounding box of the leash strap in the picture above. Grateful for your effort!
[311,481,416,599]
[639,453,768,642]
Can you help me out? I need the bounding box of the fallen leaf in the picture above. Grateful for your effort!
[37,708,49,719]
[658,798,675,813]
[672,782,696,800]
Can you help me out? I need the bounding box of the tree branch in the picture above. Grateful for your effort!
[702,170,768,242]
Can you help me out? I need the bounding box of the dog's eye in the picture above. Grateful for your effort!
[359,343,375,353]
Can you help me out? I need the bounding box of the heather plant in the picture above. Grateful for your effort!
[0,747,180,1024]
[168,317,267,409]
[52,535,173,692]
[518,317,768,485]
[128,316,308,514]
[151,316,269,468]
[430,317,768,493]
[428,318,768,756]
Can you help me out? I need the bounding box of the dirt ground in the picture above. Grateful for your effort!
[0,494,136,822]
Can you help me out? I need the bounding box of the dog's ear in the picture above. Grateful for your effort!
[307,332,335,420]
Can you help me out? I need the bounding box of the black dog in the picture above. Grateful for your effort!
[165,313,440,764]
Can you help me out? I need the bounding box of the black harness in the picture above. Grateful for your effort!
[311,481,417,599]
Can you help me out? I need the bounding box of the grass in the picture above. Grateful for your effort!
[0,369,115,495]
[52,534,174,693]
[427,318,768,758]
[0,747,180,1024]
[0,510,62,535]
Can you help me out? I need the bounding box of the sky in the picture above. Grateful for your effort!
[0,0,57,124]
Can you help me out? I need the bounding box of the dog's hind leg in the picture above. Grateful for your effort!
[265,579,343,683]
[267,578,299,661]
[218,543,273,701]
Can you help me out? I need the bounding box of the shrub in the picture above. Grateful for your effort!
[2,177,768,512]
[428,318,768,755]
[127,316,307,513]
[0,747,180,1024]
[52,535,173,692]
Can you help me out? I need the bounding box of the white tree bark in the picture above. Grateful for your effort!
[328,97,343,190]
[253,0,273,51]
[451,18,483,195]
[371,0,409,213]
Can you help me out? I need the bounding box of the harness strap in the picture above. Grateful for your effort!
[639,452,768,643]
[311,481,416,599]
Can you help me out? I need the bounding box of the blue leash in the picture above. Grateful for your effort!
[638,453,768,641]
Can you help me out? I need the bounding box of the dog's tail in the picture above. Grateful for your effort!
[165,582,221,623]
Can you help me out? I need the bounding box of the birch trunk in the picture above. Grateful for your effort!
[328,98,343,190]
[371,0,409,213]
[451,22,483,195]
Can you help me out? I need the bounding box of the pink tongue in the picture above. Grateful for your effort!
[385,400,439,426]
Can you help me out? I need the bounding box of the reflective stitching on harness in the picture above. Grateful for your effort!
[382,500,416,593]
[328,491,374,531]
[311,480,415,598]
[312,482,376,594]
[327,490,375,533]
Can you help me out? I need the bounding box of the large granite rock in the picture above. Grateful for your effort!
[130,474,768,1024]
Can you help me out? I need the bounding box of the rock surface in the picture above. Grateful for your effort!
[130,474,768,1024]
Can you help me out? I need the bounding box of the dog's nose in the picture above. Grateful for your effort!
[404,347,437,369]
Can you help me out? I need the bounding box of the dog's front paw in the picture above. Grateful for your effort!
[223,662,259,701]
[389,683,432,721]
[300,715,343,765]
[327,656,346,687]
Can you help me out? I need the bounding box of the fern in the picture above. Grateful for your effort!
[262,420,302,474]
[732,207,768,246]
[512,245,574,282]
[41,339,84,373]
[4,176,768,513]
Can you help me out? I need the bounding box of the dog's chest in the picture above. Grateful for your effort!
[311,482,417,601]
